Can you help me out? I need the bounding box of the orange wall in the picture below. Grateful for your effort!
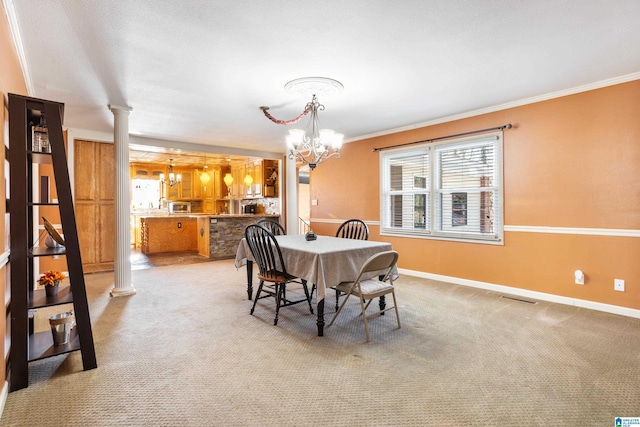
[1,1,29,390]
[310,80,640,311]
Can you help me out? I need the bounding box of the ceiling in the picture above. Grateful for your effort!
[6,1,640,165]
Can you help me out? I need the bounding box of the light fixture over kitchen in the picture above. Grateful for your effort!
[261,77,344,170]
[243,159,253,188]
[200,155,211,190]
[223,172,233,198]
[160,158,181,187]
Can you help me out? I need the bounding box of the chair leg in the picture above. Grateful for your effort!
[301,280,314,314]
[274,283,283,325]
[250,281,265,315]
[327,290,352,328]
[391,291,401,329]
[359,296,370,342]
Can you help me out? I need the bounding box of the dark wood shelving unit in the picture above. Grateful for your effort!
[8,93,97,391]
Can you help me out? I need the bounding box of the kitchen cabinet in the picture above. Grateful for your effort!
[75,139,115,273]
[8,94,97,391]
[166,170,192,200]
[251,160,263,196]
[263,159,279,197]
[139,216,198,254]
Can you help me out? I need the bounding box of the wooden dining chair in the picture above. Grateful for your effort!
[335,218,369,240]
[327,250,400,342]
[256,219,286,235]
[333,218,370,309]
[244,224,313,325]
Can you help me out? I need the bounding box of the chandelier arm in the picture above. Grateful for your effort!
[260,105,312,125]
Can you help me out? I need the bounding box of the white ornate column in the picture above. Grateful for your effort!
[109,104,136,297]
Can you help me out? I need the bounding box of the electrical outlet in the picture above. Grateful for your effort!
[614,279,625,292]
[177,222,182,229]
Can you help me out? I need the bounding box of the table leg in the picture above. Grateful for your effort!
[316,298,325,336]
[246,260,253,300]
[378,274,386,314]
[379,295,386,314]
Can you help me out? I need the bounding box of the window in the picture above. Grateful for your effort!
[380,132,503,243]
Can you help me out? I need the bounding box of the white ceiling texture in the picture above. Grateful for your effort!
[5,0,640,165]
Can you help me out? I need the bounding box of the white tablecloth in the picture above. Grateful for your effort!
[236,234,397,300]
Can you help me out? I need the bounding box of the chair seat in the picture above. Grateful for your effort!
[258,269,296,283]
[335,279,393,297]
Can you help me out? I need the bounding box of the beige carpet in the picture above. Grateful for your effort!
[1,259,639,426]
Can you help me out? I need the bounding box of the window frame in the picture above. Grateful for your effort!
[379,132,504,245]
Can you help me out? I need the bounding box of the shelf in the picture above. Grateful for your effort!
[10,93,97,391]
[29,286,73,309]
[29,202,60,207]
[29,246,66,257]
[28,151,53,164]
[28,328,80,362]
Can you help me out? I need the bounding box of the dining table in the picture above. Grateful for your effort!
[235,234,397,336]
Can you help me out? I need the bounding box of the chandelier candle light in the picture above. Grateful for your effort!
[261,77,344,170]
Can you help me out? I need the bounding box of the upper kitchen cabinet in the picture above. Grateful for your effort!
[251,159,263,196]
[131,163,164,180]
[263,159,279,198]
[166,169,192,200]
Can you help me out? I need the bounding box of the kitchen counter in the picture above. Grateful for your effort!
[134,213,280,257]
[197,214,280,260]
[139,216,198,254]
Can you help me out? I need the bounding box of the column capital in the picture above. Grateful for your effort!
[108,104,132,115]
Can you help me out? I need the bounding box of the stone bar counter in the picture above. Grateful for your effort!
[197,214,280,260]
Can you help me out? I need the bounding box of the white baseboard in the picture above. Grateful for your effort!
[0,381,8,421]
[399,268,640,319]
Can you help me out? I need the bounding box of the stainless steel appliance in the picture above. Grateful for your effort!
[242,204,257,214]
[168,201,191,214]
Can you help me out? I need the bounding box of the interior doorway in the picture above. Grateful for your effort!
[298,166,310,232]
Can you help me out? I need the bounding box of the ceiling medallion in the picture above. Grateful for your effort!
[284,77,344,98]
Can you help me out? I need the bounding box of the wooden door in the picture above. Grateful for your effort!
[74,139,115,273]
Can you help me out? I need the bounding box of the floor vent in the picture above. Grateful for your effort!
[500,295,537,304]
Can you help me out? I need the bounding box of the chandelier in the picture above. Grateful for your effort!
[261,77,344,170]
[160,158,181,187]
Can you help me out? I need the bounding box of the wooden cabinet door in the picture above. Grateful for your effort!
[74,139,115,273]
[181,171,192,199]
[167,180,179,200]
[253,160,263,196]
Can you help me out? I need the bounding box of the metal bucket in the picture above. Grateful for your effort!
[49,312,74,346]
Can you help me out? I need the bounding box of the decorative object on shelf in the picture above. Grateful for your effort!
[38,270,65,296]
[42,216,65,246]
[159,158,181,187]
[199,155,210,190]
[261,77,344,170]
[49,312,74,346]
[31,114,49,152]
[224,173,233,198]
